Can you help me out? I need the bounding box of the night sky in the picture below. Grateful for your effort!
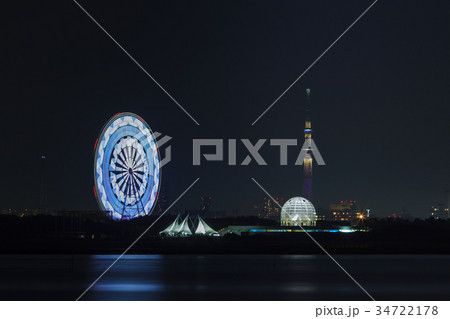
[1,0,449,218]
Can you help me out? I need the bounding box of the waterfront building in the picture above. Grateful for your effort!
[263,196,285,220]
[280,197,317,226]
[330,200,360,221]
[430,204,449,220]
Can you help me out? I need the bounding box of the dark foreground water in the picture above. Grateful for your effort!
[0,254,449,300]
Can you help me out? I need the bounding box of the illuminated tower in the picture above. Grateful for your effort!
[302,88,313,202]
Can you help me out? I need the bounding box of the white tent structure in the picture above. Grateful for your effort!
[159,214,181,236]
[160,214,219,237]
[195,216,219,236]
[177,215,192,237]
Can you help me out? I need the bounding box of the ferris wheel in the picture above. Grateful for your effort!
[94,112,161,220]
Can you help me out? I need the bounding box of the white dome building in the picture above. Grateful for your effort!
[280,197,317,227]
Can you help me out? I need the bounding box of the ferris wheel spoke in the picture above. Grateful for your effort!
[109,136,151,206]
[117,154,128,169]
[132,173,140,185]
[132,172,141,189]
[121,148,130,165]
[132,178,142,191]
[124,147,130,167]
[134,180,142,191]
[131,147,138,166]
[115,162,127,172]
[111,170,126,175]
[130,178,138,197]
[119,147,127,161]
[131,148,138,167]
[128,147,133,165]
[124,178,132,199]
[135,178,144,188]
[134,173,143,184]
[116,173,128,185]
[127,146,133,167]
[129,178,136,199]
[118,180,127,195]
[134,154,142,167]
[119,174,130,191]
[123,147,129,167]
[125,179,130,198]
[133,176,142,197]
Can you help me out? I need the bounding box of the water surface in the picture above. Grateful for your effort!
[0,254,448,300]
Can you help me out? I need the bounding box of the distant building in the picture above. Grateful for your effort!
[1,208,39,217]
[56,210,110,221]
[430,204,449,220]
[156,195,168,215]
[387,213,403,219]
[330,200,358,221]
[316,213,327,221]
[314,206,335,221]
[54,210,111,239]
[351,209,371,228]
[201,196,212,212]
[263,196,284,220]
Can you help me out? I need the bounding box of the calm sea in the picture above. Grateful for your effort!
[0,254,449,300]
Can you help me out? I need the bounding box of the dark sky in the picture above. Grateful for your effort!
[1,0,449,218]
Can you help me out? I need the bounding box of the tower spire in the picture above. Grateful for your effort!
[302,88,313,202]
[306,88,311,121]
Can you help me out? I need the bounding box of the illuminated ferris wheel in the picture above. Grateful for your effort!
[94,113,160,220]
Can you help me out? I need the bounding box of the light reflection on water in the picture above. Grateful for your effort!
[94,283,163,292]
[0,254,449,300]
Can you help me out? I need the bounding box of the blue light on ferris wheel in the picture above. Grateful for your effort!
[93,112,161,220]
